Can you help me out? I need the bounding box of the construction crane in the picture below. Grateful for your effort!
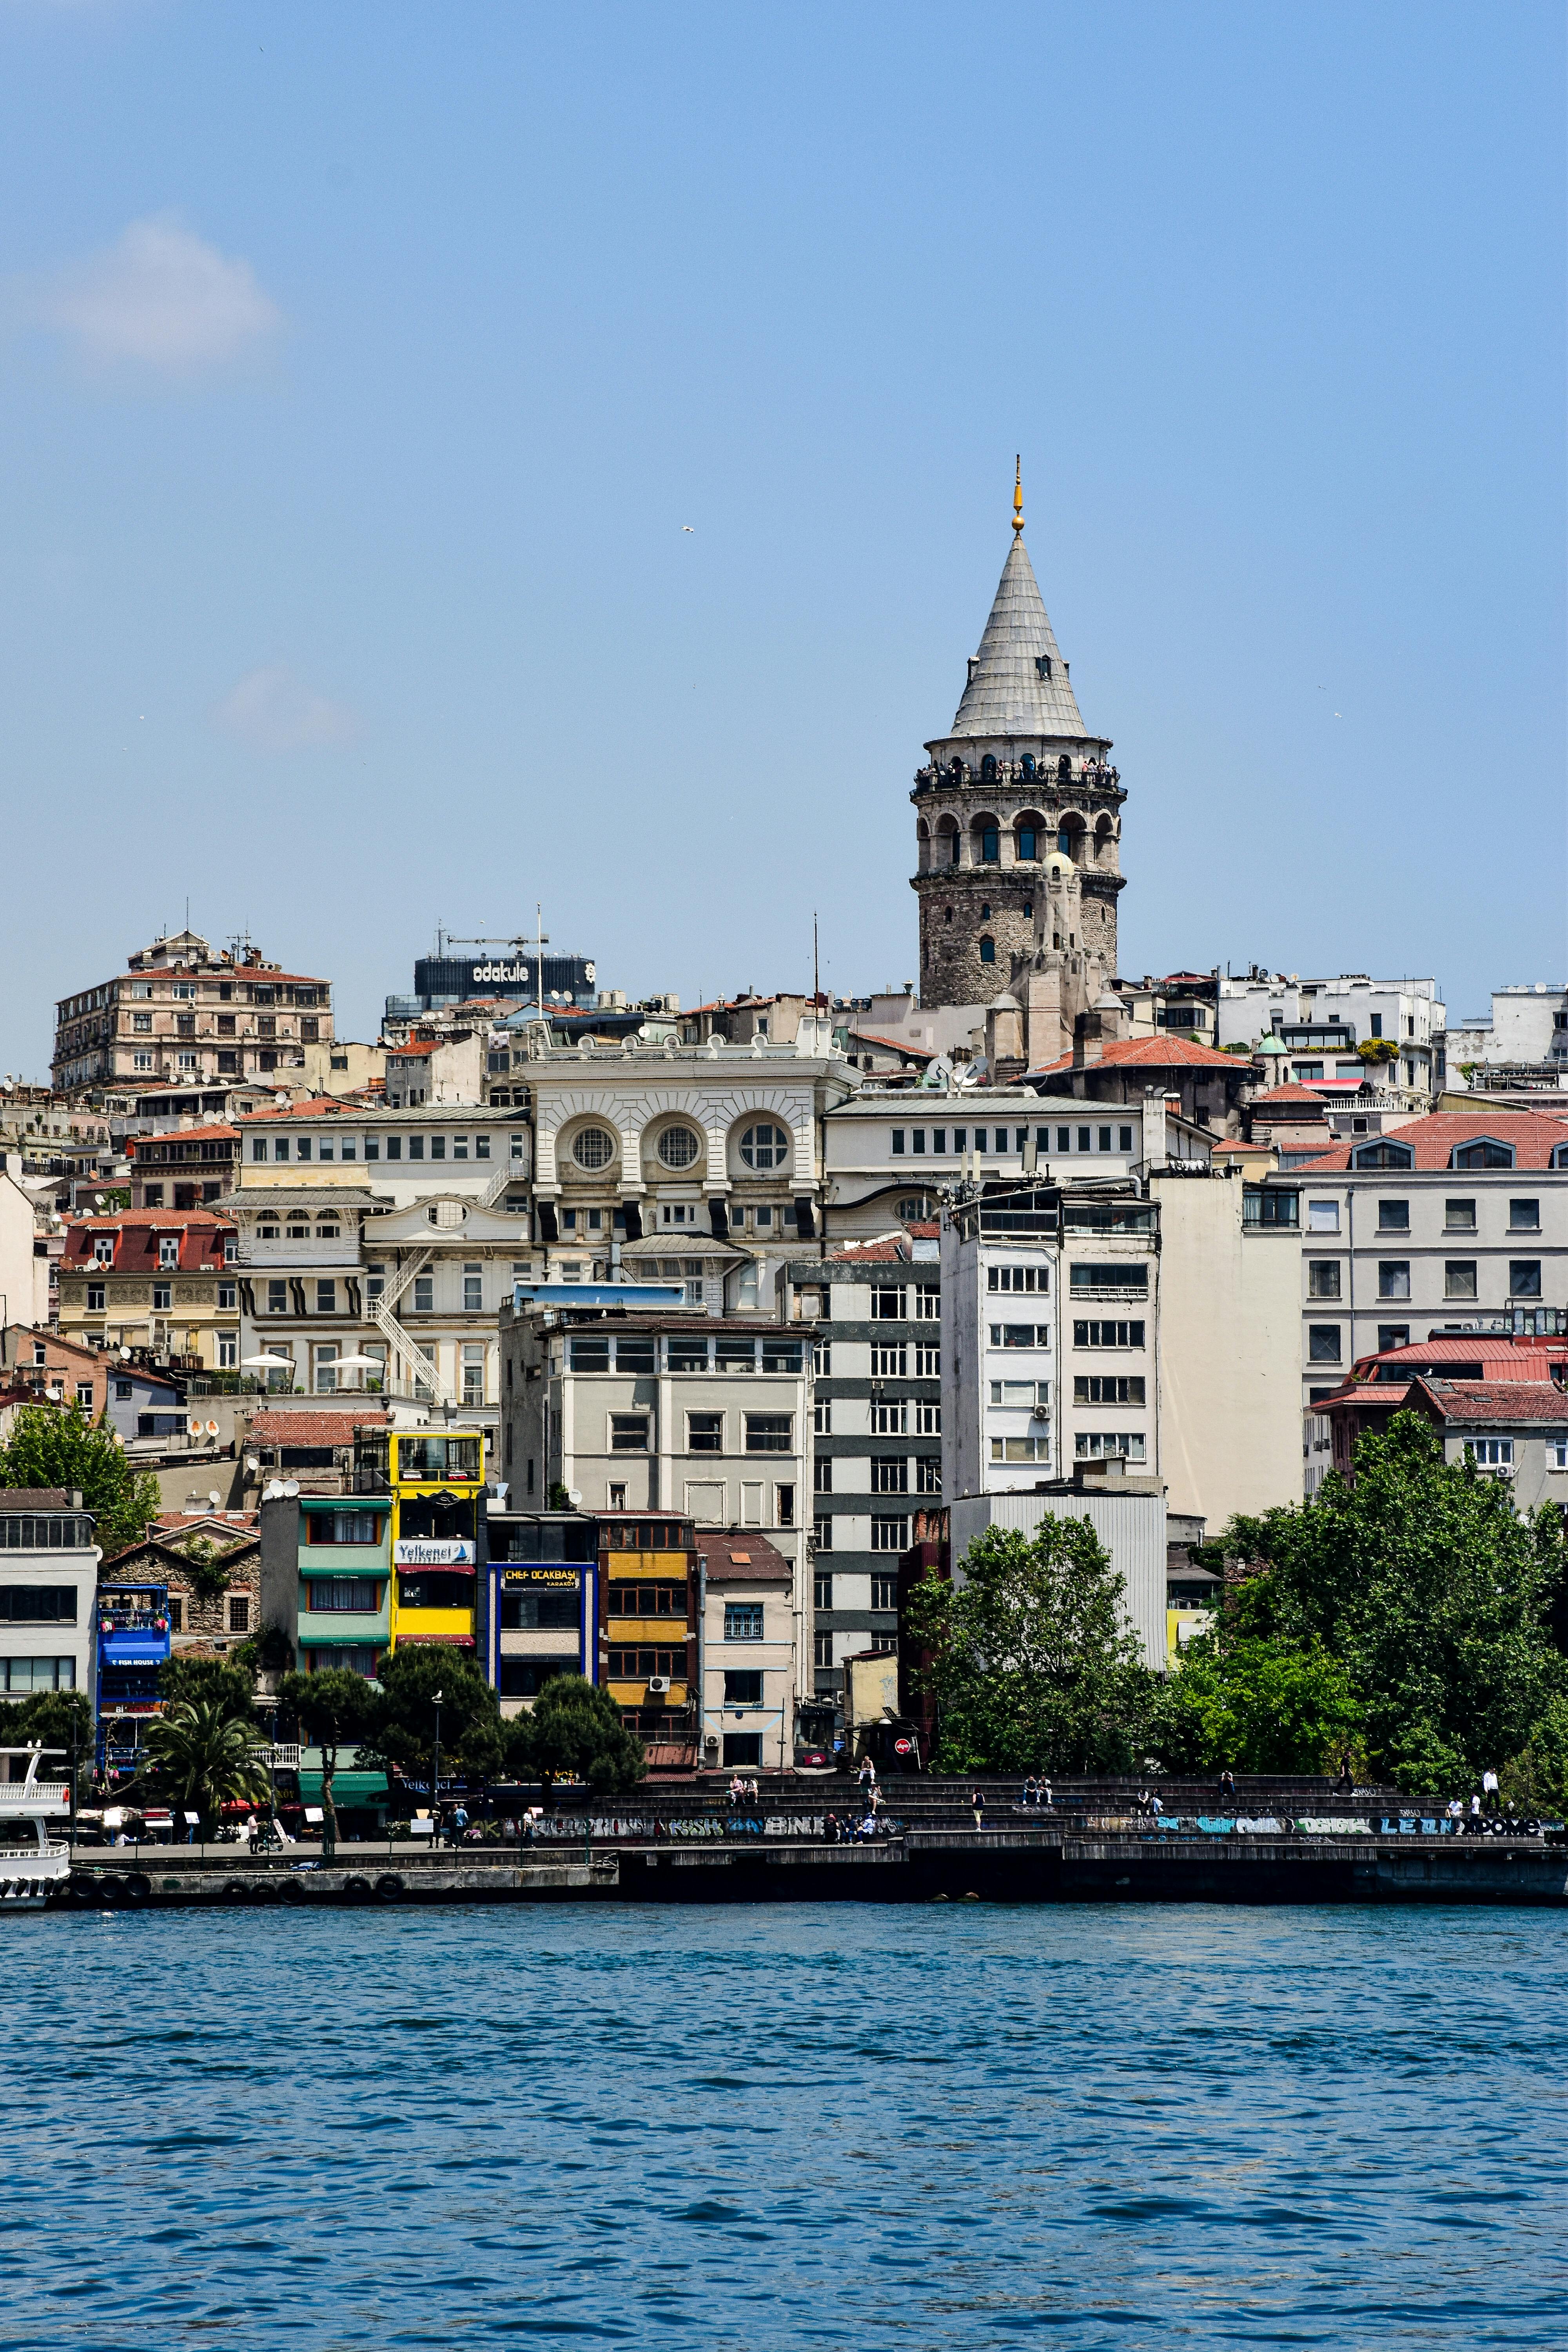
[434,910,551,1026]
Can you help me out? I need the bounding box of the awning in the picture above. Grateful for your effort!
[396,1633,475,1648]
[297,1771,389,1805]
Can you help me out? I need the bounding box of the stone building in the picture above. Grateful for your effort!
[911,471,1125,1046]
[52,932,335,1095]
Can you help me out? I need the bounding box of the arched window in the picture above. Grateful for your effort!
[943,906,953,924]
[656,1125,701,1170]
[1056,753,1071,781]
[1057,826,1072,854]
[1020,753,1036,779]
[980,753,998,781]
[571,1125,616,1171]
[981,828,999,863]
[1350,1140,1414,1169]
[948,757,965,782]
[1017,826,1037,861]
[740,1122,790,1169]
[979,936,996,964]
[1451,1138,1516,1169]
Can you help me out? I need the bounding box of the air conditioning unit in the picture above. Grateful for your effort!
[646,1675,670,1695]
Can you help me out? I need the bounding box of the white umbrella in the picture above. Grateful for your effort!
[331,1354,383,1368]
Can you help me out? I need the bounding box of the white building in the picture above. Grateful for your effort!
[0,1489,99,1708]
[1272,1107,1568,1415]
[1217,973,1445,1106]
[1445,984,1568,1088]
[697,1528,797,1774]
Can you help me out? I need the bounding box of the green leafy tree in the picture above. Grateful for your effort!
[1216,1413,1566,1792]
[0,1690,93,1789]
[0,1404,159,1556]
[905,1519,1157,1775]
[279,1669,376,1857]
[502,1674,646,1793]
[161,1653,256,1720]
[361,1644,504,1796]
[1156,1633,1362,1775]
[146,1697,270,1837]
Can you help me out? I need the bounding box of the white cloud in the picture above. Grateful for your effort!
[39,214,282,375]
[213,666,358,753]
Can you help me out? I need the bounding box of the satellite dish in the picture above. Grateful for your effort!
[207,1488,220,1507]
[245,1456,260,1473]
[205,1419,220,1436]
[188,1418,204,1437]
[282,1479,300,1497]
[118,1346,132,1360]
[567,1488,582,1507]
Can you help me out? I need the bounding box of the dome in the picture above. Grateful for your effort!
[988,991,1022,1013]
[1044,851,1073,880]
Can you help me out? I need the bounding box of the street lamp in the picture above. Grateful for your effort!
[431,1689,443,1843]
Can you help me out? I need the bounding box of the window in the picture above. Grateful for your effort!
[871,1457,908,1493]
[1307,1261,1341,1299]
[869,1400,907,1436]
[724,1670,764,1705]
[813,1399,832,1436]
[1510,1200,1541,1232]
[871,1515,908,1551]
[1466,1439,1514,1469]
[913,1381,940,1416]
[0,1586,77,1623]
[746,1414,791,1454]
[413,1276,434,1312]
[687,1413,724,1453]
[152,1283,172,1313]
[1377,1262,1410,1300]
[607,1581,684,1619]
[316,1280,336,1314]
[813,1515,833,1552]
[463,1264,483,1311]
[87,1284,104,1314]
[1444,1262,1478,1300]
[93,1236,115,1267]
[218,1280,237,1311]
[813,1568,835,1614]
[915,1456,941,1492]
[571,1125,616,1171]
[0,1658,75,1692]
[990,1379,1049,1407]
[1308,1326,1342,1364]
[1351,1142,1414,1169]
[871,1343,907,1377]
[1377,1201,1409,1232]
[611,1415,650,1451]
[1445,1200,1476,1231]
[1070,1263,1147,1295]
[988,1265,1046,1292]
[891,1130,905,1156]
[813,1340,832,1377]
[991,1324,1047,1348]
[267,1280,287,1314]
[914,1285,940,1318]
[1074,1376,1145,1405]
[1452,1139,1515,1169]
[740,1123,790,1170]
[167,1597,183,1632]
[1074,1432,1147,1462]
[1376,1325,1410,1354]
[132,1052,153,1073]
[132,1012,152,1033]
[872,1289,906,1319]
[979,936,996,964]
[297,1138,313,1163]
[1307,1200,1340,1234]
[724,1603,764,1642]
[991,1436,1051,1463]
[217,1334,238,1368]
[657,1126,701,1170]
[1548,1438,1568,1473]
[227,1596,250,1634]
[462,1345,486,1405]
[1510,1262,1543,1298]
[869,1573,898,1611]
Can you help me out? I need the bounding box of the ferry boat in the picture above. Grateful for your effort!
[0,1748,72,1910]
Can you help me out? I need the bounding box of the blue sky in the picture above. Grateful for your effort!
[0,1,1562,1072]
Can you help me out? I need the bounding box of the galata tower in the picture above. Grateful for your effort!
[911,466,1125,1008]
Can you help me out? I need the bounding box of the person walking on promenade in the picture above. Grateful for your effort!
[1469,1792,1483,1831]
[1482,1768,1500,1813]
[1219,1768,1236,1804]
[971,1787,984,1829]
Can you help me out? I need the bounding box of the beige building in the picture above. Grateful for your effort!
[696,1528,797,1774]
[53,931,334,1094]
[56,1209,240,1371]
[299,1039,385,1096]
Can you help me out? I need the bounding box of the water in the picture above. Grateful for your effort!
[5,1902,1565,2350]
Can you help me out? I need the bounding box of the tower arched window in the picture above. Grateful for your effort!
[1057,827,1072,854]
[1017,825,1037,861]
[979,936,996,964]
[949,758,965,782]
[981,828,998,863]
[1057,754,1071,781]
[980,753,998,781]
[1020,753,1036,779]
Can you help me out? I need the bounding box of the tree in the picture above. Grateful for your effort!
[361,1644,504,1795]
[0,1690,92,1788]
[503,1674,645,1793]
[0,1403,160,1556]
[1216,1413,1566,1792]
[145,1697,270,1837]
[1155,1633,1362,1776]
[905,1519,1158,1775]
[161,1653,257,1721]
[279,1669,376,1857]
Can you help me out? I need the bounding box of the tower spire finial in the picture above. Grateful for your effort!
[1012,455,1024,537]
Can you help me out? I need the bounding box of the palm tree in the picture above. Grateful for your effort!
[147,1698,271,1840]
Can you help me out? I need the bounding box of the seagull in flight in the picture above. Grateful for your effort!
[682,524,694,533]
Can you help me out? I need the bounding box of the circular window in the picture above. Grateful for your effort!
[571,1125,616,1171]
[657,1125,700,1171]
[740,1122,790,1171]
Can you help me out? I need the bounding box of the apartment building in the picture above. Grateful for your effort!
[481,1510,600,1715]
[56,1210,240,1371]
[777,1240,942,1701]
[697,1527,795,1773]
[942,1156,1302,1539]
[127,1122,240,1209]
[1216,973,1445,1106]
[1274,1108,1568,1411]
[0,1488,100,1707]
[1446,984,1568,1091]
[498,1296,814,1714]
[227,1099,533,1416]
[52,932,334,1094]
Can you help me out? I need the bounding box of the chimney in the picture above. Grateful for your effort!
[1142,1086,1167,1167]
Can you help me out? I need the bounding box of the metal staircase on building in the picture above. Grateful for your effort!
[370,1246,459,1408]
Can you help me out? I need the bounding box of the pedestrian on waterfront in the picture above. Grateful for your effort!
[747,1775,760,1806]
[1482,1768,1499,1812]
[1149,1791,1164,1818]
[858,1756,876,1799]
[1469,1793,1483,1830]
[1336,1756,1354,1793]
[1219,1768,1236,1804]
[1136,1786,1151,1816]
[971,1788,984,1829]
[825,1812,841,1845]
[1022,1776,1038,1808]
[1039,1779,1053,1809]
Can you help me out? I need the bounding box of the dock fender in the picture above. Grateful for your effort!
[374,1873,406,1902]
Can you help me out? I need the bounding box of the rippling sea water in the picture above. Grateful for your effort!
[4,1901,1565,2350]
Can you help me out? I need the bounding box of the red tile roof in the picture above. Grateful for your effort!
[1029,1035,1243,1078]
[245,1410,390,1446]
[127,1123,241,1153]
[236,1098,352,1122]
[62,1208,234,1273]
[1417,1379,1568,1424]
[1288,1108,1568,1172]
[1254,1083,1332,1109]
[845,1031,937,1061]
[1352,1336,1568,1383]
[695,1529,790,1581]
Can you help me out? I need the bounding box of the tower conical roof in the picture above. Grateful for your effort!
[946,536,1087,740]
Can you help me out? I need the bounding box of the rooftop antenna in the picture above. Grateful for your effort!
[813,911,819,1010]
[535,903,549,1042]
